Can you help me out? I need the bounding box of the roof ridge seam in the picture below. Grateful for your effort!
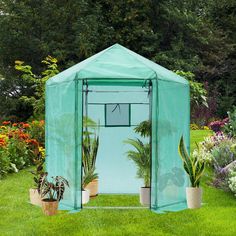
[81,44,117,70]
[121,46,157,76]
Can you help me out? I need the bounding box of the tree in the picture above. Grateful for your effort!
[14,56,59,119]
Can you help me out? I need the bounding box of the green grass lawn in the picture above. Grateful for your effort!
[1,130,236,236]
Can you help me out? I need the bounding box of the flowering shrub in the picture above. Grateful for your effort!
[0,120,45,178]
[209,118,229,132]
[228,170,236,195]
[193,131,236,194]
[194,132,231,163]
[190,123,200,130]
[190,123,210,130]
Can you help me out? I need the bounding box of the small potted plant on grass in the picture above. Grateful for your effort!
[29,147,45,206]
[178,135,205,209]
[38,173,69,215]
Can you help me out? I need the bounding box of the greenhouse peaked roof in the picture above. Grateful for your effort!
[47,44,188,86]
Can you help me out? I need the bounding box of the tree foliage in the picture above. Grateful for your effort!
[0,0,235,120]
[14,56,59,119]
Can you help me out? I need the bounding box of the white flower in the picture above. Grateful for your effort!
[228,175,236,195]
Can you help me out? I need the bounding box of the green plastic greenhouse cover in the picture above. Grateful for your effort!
[46,43,190,213]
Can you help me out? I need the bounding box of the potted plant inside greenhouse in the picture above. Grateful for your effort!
[29,148,45,206]
[83,117,99,197]
[38,173,69,216]
[125,120,151,206]
[82,170,97,204]
[178,136,205,209]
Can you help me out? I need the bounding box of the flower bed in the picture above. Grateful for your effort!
[0,120,45,178]
[193,131,236,195]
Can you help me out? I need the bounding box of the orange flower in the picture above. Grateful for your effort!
[0,138,6,147]
[12,123,18,127]
[22,123,30,128]
[2,121,11,125]
[19,133,29,140]
[26,139,39,146]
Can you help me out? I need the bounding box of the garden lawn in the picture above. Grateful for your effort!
[1,130,236,236]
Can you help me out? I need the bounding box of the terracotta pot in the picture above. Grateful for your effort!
[140,187,150,206]
[29,188,42,206]
[42,199,58,216]
[82,190,90,204]
[186,187,202,209]
[85,179,98,197]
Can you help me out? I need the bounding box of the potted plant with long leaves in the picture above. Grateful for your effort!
[178,135,205,209]
[29,147,45,206]
[82,117,99,197]
[125,138,151,206]
[38,173,69,215]
[125,120,151,206]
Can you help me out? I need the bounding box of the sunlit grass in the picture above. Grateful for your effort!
[1,130,235,236]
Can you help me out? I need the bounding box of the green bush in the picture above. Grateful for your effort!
[224,106,236,138]
[0,148,10,178]
[7,138,34,170]
[211,139,236,168]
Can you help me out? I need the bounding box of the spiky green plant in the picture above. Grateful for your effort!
[178,135,205,187]
[82,117,99,188]
[134,120,151,138]
[82,170,98,190]
[125,139,150,187]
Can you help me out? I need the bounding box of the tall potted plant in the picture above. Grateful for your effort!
[82,117,99,197]
[29,147,45,206]
[38,173,69,215]
[125,138,151,206]
[178,135,205,209]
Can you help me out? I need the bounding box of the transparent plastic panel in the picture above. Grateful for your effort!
[46,80,83,210]
[86,85,150,194]
[151,80,190,212]
[105,103,131,127]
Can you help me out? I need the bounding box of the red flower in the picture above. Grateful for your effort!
[2,121,11,125]
[12,123,18,127]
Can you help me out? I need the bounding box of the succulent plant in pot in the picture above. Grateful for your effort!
[38,173,69,216]
[29,147,45,206]
[178,135,205,209]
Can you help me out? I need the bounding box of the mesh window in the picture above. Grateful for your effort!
[105,103,131,127]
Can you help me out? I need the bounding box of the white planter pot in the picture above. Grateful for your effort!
[186,187,202,209]
[140,187,150,206]
[29,188,42,206]
[82,190,90,204]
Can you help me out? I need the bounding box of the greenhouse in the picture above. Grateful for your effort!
[45,43,190,213]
